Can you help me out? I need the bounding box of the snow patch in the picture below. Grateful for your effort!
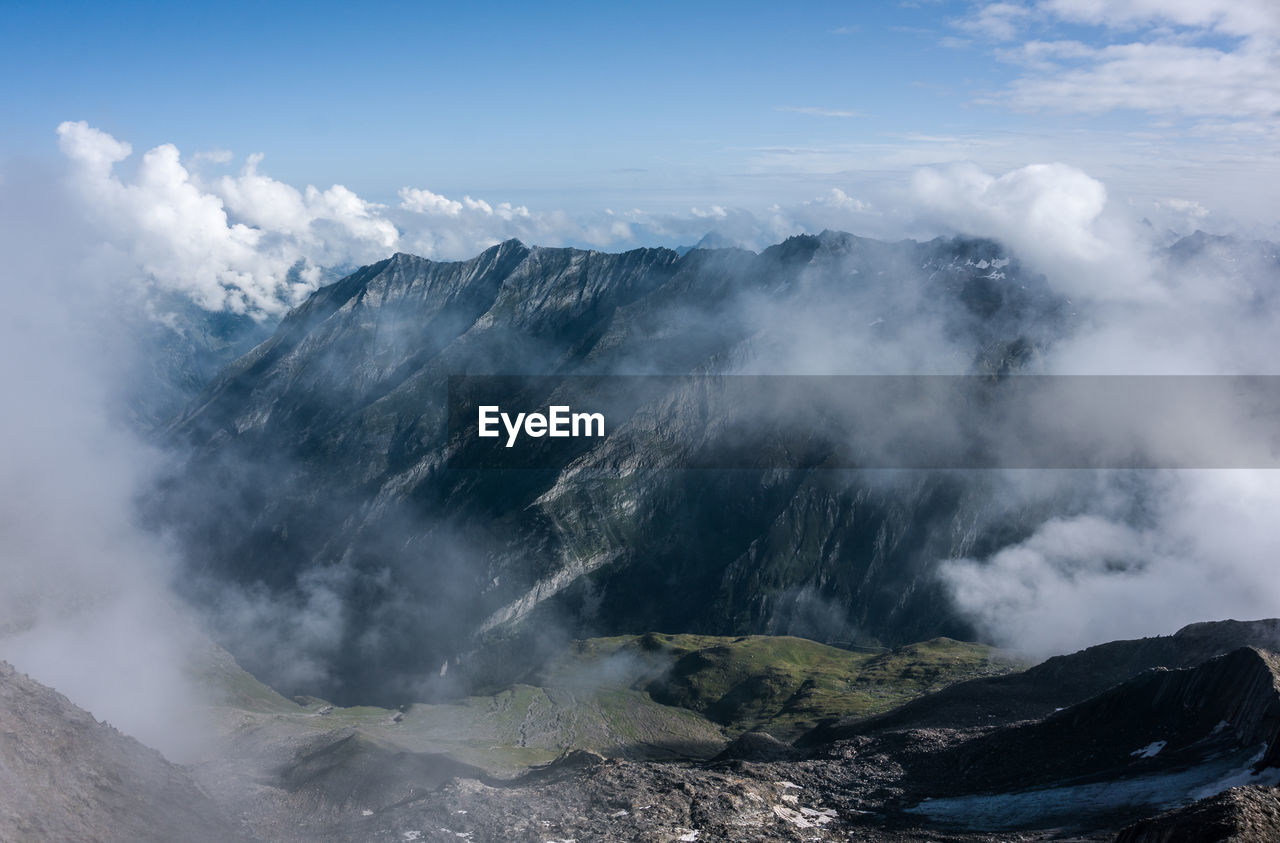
[1131,740,1167,758]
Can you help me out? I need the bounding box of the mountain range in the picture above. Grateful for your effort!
[152,231,1067,703]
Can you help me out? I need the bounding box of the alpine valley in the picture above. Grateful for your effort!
[7,231,1280,841]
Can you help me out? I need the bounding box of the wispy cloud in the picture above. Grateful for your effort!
[956,2,1033,41]
[1000,40,1280,122]
[777,105,867,118]
[959,1,1280,128]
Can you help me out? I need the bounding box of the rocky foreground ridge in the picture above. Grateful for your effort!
[6,618,1280,841]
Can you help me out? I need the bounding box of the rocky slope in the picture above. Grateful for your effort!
[0,661,253,843]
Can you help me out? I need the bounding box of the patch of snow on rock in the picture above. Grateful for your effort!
[1131,741,1167,758]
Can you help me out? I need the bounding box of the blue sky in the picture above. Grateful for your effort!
[6,1,1013,205]
[14,0,1274,211]
[2,0,1277,312]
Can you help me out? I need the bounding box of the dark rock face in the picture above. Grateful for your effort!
[0,662,253,843]
[155,233,1065,701]
[923,647,1280,798]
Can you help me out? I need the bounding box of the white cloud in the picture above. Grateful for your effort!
[1040,0,1280,39]
[957,2,1033,41]
[811,187,870,212]
[54,123,587,317]
[1002,40,1280,120]
[940,471,1280,658]
[59,122,277,315]
[192,148,233,164]
[910,161,1158,299]
[400,187,463,216]
[964,1,1280,126]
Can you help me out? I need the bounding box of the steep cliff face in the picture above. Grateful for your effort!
[156,232,1066,702]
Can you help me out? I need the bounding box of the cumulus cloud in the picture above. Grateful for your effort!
[913,121,1280,658]
[909,161,1158,300]
[59,121,326,316]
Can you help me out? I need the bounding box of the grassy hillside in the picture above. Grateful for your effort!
[536,633,1023,740]
[199,633,1024,774]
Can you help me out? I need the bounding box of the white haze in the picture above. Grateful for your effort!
[0,162,211,760]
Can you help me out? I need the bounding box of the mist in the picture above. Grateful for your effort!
[0,159,216,760]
